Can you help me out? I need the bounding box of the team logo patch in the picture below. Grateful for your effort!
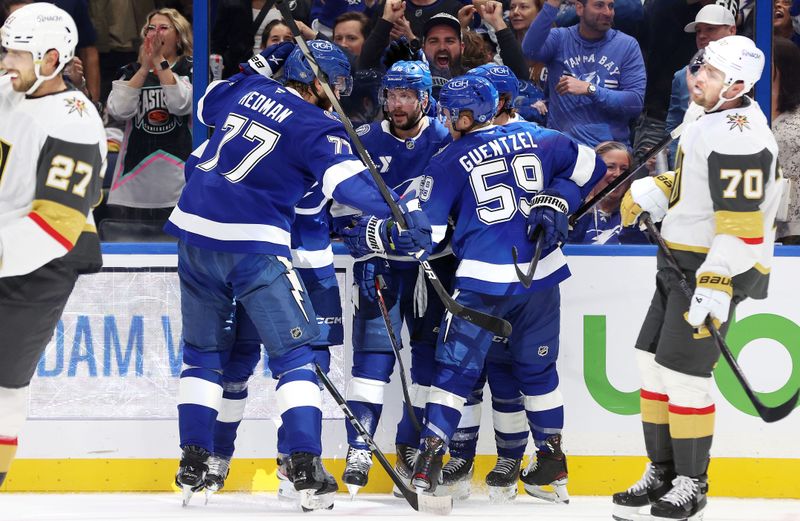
[726,113,750,132]
[64,96,87,117]
[405,139,415,150]
[418,175,434,202]
[356,124,371,136]
[290,327,303,339]
[323,110,341,122]
[0,139,10,183]
[537,345,549,357]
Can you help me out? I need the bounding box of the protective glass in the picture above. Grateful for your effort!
[332,74,353,96]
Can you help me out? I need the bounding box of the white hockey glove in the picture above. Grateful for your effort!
[620,173,675,227]
[686,270,732,338]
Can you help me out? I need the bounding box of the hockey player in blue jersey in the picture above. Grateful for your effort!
[164,40,432,510]
[410,75,605,497]
[333,60,452,497]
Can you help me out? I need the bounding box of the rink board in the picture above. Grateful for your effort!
[3,244,799,496]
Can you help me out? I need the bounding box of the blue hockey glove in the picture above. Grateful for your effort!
[527,190,570,249]
[341,199,433,260]
[354,257,392,303]
[240,41,295,78]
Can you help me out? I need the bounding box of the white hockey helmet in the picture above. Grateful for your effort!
[703,35,764,94]
[0,3,78,93]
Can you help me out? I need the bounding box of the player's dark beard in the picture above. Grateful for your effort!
[390,106,424,132]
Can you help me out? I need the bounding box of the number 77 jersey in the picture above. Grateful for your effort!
[419,121,605,296]
[661,98,784,291]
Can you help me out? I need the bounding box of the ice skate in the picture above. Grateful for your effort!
[436,456,473,500]
[285,452,338,512]
[203,454,230,503]
[276,455,300,507]
[174,445,209,507]
[411,436,445,493]
[650,475,708,521]
[612,462,676,521]
[486,456,521,504]
[520,434,569,504]
[393,443,417,498]
[342,446,372,498]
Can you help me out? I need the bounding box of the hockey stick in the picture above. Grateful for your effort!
[569,122,686,227]
[511,229,544,288]
[276,0,511,338]
[315,364,453,514]
[374,274,423,433]
[640,214,799,423]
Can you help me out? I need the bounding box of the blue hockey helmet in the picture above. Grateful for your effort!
[466,64,519,100]
[438,75,498,125]
[381,60,433,98]
[284,40,353,96]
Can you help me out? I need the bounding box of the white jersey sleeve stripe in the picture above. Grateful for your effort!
[295,197,330,215]
[570,144,598,187]
[455,249,566,283]
[321,159,368,199]
[169,206,291,246]
[291,246,334,269]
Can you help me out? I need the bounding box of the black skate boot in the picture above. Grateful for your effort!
[650,475,708,521]
[411,436,445,493]
[393,443,417,498]
[203,454,230,501]
[437,456,474,500]
[520,434,569,504]
[276,454,299,505]
[286,452,338,511]
[342,446,372,497]
[175,445,209,506]
[612,462,676,521]
[485,456,522,503]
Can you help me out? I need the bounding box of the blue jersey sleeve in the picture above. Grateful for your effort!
[541,132,606,212]
[419,157,465,248]
[522,2,561,64]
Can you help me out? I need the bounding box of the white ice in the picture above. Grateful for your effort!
[1,493,798,521]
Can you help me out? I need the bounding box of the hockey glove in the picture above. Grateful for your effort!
[686,270,732,338]
[354,257,392,303]
[620,173,674,227]
[383,37,425,70]
[240,42,295,78]
[341,199,433,260]
[527,190,569,249]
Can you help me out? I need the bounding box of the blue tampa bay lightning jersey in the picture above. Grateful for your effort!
[420,121,606,295]
[292,186,335,280]
[165,74,393,257]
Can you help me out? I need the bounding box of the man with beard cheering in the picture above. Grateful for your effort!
[422,13,465,98]
[336,60,452,497]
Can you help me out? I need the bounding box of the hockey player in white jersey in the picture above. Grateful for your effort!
[0,3,106,487]
[410,75,605,495]
[616,35,784,521]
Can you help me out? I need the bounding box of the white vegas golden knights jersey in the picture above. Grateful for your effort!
[662,97,784,297]
[0,76,106,278]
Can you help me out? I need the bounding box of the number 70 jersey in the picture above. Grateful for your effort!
[419,121,605,296]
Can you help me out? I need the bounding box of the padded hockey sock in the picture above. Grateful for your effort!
[421,365,477,448]
[448,385,483,460]
[487,362,528,459]
[524,388,564,451]
[641,389,674,463]
[345,377,385,450]
[213,380,248,459]
[178,366,224,450]
[668,403,714,477]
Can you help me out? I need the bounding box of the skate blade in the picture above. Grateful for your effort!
[652,510,704,521]
[299,489,336,512]
[612,503,650,521]
[523,479,569,504]
[488,484,518,504]
[417,493,454,515]
[346,483,362,499]
[180,485,194,507]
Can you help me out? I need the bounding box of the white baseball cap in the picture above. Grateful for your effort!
[684,4,737,32]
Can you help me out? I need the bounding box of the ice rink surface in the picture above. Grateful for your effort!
[2,493,799,521]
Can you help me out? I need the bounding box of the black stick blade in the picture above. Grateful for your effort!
[757,389,799,423]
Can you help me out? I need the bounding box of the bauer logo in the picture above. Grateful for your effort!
[418,175,434,202]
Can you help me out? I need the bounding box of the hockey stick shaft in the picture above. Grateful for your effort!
[569,123,685,226]
[512,229,544,288]
[374,274,423,433]
[277,0,511,338]
[314,364,453,514]
[640,214,798,423]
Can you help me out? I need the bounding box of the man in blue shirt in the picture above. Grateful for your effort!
[522,0,646,147]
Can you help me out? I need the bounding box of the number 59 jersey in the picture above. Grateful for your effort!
[662,98,784,296]
[0,77,106,278]
[419,121,605,296]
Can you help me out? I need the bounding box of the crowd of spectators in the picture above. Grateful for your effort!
[1,0,798,244]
